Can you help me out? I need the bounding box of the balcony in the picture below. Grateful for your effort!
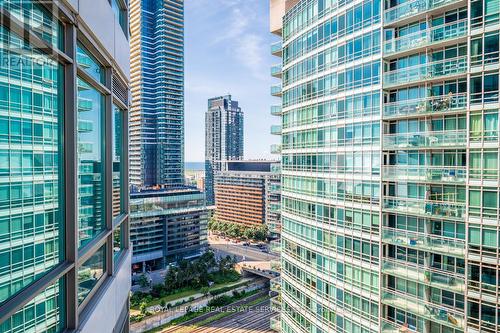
[271,105,282,116]
[271,84,282,97]
[271,125,282,135]
[270,314,281,331]
[271,144,282,154]
[381,288,464,329]
[383,130,467,149]
[269,203,281,213]
[384,19,467,57]
[381,318,419,333]
[271,41,282,56]
[383,165,466,183]
[270,294,281,310]
[271,164,281,174]
[382,227,465,257]
[382,258,465,293]
[270,240,281,255]
[383,56,467,88]
[269,184,281,193]
[383,93,467,119]
[271,64,282,78]
[385,0,464,26]
[384,196,465,220]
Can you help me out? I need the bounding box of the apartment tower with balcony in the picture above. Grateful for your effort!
[129,0,209,270]
[0,0,131,332]
[272,0,500,332]
[205,95,244,205]
[130,0,185,189]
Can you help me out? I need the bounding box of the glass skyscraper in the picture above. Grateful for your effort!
[205,95,244,205]
[0,0,130,332]
[129,0,209,272]
[130,0,185,188]
[272,0,500,332]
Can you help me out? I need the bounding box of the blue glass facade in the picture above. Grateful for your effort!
[130,0,185,188]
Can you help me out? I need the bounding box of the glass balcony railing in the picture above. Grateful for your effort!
[270,241,281,255]
[270,314,281,331]
[381,318,419,333]
[385,0,463,25]
[382,258,466,293]
[384,56,467,88]
[271,164,281,174]
[383,165,466,183]
[271,41,282,56]
[381,288,464,329]
[271,64,282,78]
[271,125,282,135]
[384,196,465,219]
[271,84,282,97]
[270,203,281,213]
[271,105,282,116]
[382,227,465,257]
[383,93,467,118]
[384,130,466,149]
[384,20,467,55]
[269,184,281,193]
[271,144,282,154]
[270,294,281,310]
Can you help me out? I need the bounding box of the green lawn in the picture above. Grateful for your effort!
[131,278,249,310]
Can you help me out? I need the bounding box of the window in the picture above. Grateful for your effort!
[78,245,105,305]
[76,44,105,84]
[111,0,127,35]
[77,78,105,248]
[112,104,125,218]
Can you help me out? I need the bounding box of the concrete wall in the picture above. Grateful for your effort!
[79,251,132,333]
[270,0,285,34]
[62,0,130,79]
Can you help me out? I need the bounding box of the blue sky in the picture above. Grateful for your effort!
[184,0,280,162]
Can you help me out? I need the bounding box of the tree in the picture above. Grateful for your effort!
[138,274,150,288]
[139,302,148,315]
[200,286,210,297]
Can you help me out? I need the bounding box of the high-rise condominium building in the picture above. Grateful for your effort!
[130,0,184,188]
[0,0,130,332]
[273,0,500,332]
[129,0,208,269]
[205,95,244,205]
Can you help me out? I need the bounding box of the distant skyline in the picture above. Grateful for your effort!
[185,0,279,161]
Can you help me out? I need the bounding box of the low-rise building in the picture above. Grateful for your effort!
[214,161,281,238]
[130,187,209,272]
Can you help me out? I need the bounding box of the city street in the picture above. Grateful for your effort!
[209,236,279,262]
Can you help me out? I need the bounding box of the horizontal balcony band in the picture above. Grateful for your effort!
[383,130,467,150]
[384,19,467,57]
[384,0,465,26]
[381,288,464,330]
[383,56,467,88]
[383,196,465,220]
[383,93,467,119]
[381,227,465,257]
[382,165,466,184]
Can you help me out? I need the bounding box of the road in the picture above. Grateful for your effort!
[161,297,275,333]
[209,236,279,262]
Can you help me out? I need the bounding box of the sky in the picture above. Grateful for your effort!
[184,0,280,162]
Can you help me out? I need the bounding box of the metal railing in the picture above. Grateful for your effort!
[383,130,467,149]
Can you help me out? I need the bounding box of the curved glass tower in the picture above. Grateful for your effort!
[273,0,500,332]
[0,1,131,332]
